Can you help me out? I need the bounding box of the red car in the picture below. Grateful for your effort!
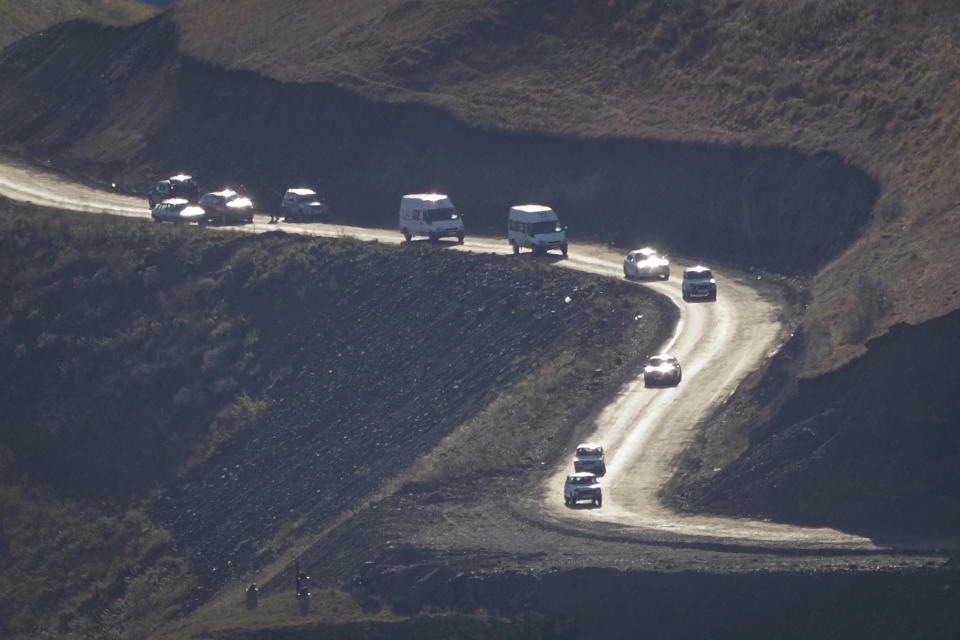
[198,189,254,225]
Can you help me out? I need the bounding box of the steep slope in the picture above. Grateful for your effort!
[0,9,952,545]
[0,199,671,638]
[0,15,877,278]
[170,0,960,376]
[0,0,155,49]
[669,309,960,536]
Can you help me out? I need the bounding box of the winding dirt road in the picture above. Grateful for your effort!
[1,155,949,562]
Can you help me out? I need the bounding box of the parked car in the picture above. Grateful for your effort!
[644,354,682,387]
[564,472,602,507]
[681,265,717,301]
[573,443,606,476]
[623,247,669,280]
[151,198,205,224]
[281,188,330,221]
[198,189,254,225]
[148,174,199,208]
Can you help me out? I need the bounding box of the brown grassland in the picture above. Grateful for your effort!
[0,0,154,49]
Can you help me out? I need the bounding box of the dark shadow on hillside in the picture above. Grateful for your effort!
[0,14,879,277]
[667,309,960,548]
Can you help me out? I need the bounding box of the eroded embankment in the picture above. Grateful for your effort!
[0,201,673,636]
[667,308,960,538]
[0,14,878,276]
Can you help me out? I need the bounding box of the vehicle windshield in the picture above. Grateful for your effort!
[577,448,601,457]
[686,270,713,280]
[569,475,596,485]
[631,249,657,261]
[424,207,458,223]
[296,193,319,203]
[170,180,198,196]
[529,220,562,235]
[647,357,675,367]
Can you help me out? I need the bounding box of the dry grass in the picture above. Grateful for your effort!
[0,0,155,49]
[172,0,960,375]
[0,485,191,640]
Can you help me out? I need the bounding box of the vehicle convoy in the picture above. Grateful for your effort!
[623,247,670,280]
[147,174,199,208]
[198,189,254,225]
[151,198,205,224]
[564,472,602,507]
[573,443,606,476]
[681,265,717,301]
[643,354,682,387]
[399,193,465,243]
[507,204,568,256]
[281,188,330,221]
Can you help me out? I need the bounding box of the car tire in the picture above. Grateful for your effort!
[596,495,602,508]
[429,232,438,243]
[562,244,568,258]
[512,241,519,255]
[709,292,717,301]
[458,234,464,245]
[403,228,412,242]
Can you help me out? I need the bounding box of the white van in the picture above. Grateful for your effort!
[507,204,568,256]
[399,193,465,243]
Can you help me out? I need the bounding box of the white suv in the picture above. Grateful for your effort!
[281,188,330,221]
[563,472,602,507]
[573,443,606,476]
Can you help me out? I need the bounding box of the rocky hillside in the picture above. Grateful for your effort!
[667,309,960,536]
[0,14,877,279]
[0,2,955,552]
[0,199,671,639]
[3,0,957,375]
[168,0,960,377]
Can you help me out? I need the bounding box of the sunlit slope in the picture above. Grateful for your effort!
[0,0,155,49]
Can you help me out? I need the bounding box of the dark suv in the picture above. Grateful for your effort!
[681,266,717,301]
[148,174,200,208]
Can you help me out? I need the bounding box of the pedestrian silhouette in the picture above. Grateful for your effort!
[245,583,259,610]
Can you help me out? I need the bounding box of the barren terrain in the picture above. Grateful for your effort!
[2,2,960,638]
[170,0,960,376]
[2,153,957,640]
